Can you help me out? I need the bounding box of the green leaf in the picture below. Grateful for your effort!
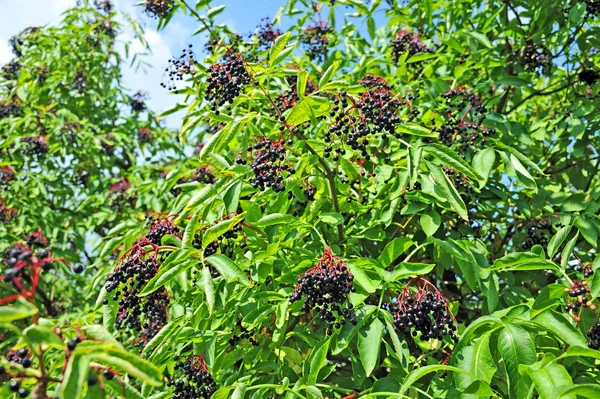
[455,333,496,391]
[472,147,496,187]
[204,254,251,286]
[0,298,38,322]
[202,213,246,249]
[255,213,295,228]
[556,384,600,399]
[467,31,493,48]
[547,226,572,259]
[575,217,598,248]
[389,262,435,282]
[497,324,536,399]
[319,212,343,225]
[308,338,330,385]
[139,249,196,296]
[143,318,182,356]
[319,60,342,88]
[198,118,252,162]
[525,357,574,399]
[406,52,438,63]
[510,153,537,188]
[158,102,186,118]
[561,232,579,268]
[396,123,436,137]
[232,383,247,399]
[378,237,413,266]
[57,353,90,399]
[401,365,480,394]
[427,162,468,220]
[286,96,331,126]
[185,184,216,210]
[23,325,64,347]
[207,5,226,18]
[358,317,384,377]
[420,210,441,237]
[532,309,587,347]
[183,207,201,249]
[269,32,291,68]
[347,261,377,293]
[491,252,557,271]
[203,266,216,314]
[297,70,309,98]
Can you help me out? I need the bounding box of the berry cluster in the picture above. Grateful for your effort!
[434,87,494,151]
[237,137,294,192]
[275,75,317,112]
[146,216,182,245]
[583,0,600,17]
[59,121,82,144]
[391,277,458,343]
[26,230,48,248]
[93,0,113,12]
[2,60,21,81]
[588,322,600,350]
[92,18,116,38]
[144,0,175,19]
[303,183,316,201]
[0,166,15,191]
[137,127,153,142]
[107,178,136,211]
[130,90,148,112]
[290,247,356,334]
[229,318,259,347]
[443,167,473,195]
[360,74,392,90]
[255,17,282,49]
[519,41,551,74]
[0,98,22,119]
[565,280,595,321]
[168,355,216,399]
[522,219,552,249]
[573,262,595,278]
[190,166,217,185]
[205,55,251,112]
[21,136,49,157]
[73,69,87,92]
[579,69,599,85]
[8,27,37,58]
[299,22,331,62]
[161,45,195,91]
[104,243,169,343]
[7,379,29,398]
[6,348,32,368]
[391,29,433,64]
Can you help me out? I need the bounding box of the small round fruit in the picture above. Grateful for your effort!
[72,264,85,274]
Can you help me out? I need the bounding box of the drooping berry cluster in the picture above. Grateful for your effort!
[6,348,32,368]
[565,280,595,321]
[205,55,251,112]
[190,166,216,185]
[8,27,38,57]
[443,167,473,195]
[588,322,600,349]
[290,247,356,334]
[237,137,294,192]
[21,136,49,157]
[146,216,182,245]
[433,87,494,151]
[391,277,458,344]
[104,243,169,343]
[255,17,282,49]
[299,22,331,62]
[143,0,175,18]
[579,69,599,85]
[0,98,22,119]
[360,74,392,90]
[229,318,259,347]
[107,178,136,211]
[522,219,552,249]
[304,183,316,201]
[130,90,148,112]
[391,29,434,64]
[168,355,216,399]
[519,41,551,74]
[2,60,21,81]
[161,45,195,91]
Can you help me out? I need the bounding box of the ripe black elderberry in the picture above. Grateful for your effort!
[255,17,282,49]
[205,55,251,111]
[303,183,316,201]
[519,41,551,74]
[391,277,459,344]
[290,247,356,333]
[433,87,494,151]
[229,318,259,347]
[26,230,48,248]
[105,243,169,343]
[391,29,433,64]
[0,98,22,119]
[6,348,32,366]
[588,322,600,350]
[565,280,595,321]
[144,0,175,18]
[190,166,216,185]
[299,22,331,62]
[18,387,30,398]
[73,69,87,92]
[237,137,293,192]
[168,355,216,399]
[0,166,15,191]
[579,69,599,85]
[146,216,182,245]
[522,219,552,249]
[162,45,195,91]
[130,91,148,112]
[22,136,49,157]
[2,60,21,81]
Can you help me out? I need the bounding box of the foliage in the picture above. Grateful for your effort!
[1,0,600,398]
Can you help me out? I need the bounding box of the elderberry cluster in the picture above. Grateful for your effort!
[146,217,181,245]
[588,322,600,350]
[26,230,48,248]
[434,87,493,151]
[391,278,458,343]
[162,45,195,91]
[2,60,21,81]
[107,179,136,212]
[443,167,473,195]
[6,379,29,398]
[255,17,282,49]
[205,55,251,111]
[73,69,87,92]
[143,0,174,18]
[391,29,433,64]
[168,355,216,399]
[0,166,15,191]
[190,166,216,185]
[138,127,152,142]
[237,138,294,192]
[104,246,169,343]
[229,318,259,347]
[6,348,32,368]
[93,0,113,13]
[299,22,331,62]
[522,219,552,249]
[579,69,599,85]
[130,91,148,112]
[573,262,595,278]
[290,248,356,334]
[519,41,551,74]
[0,99,22,119]
[564,280,595,321]
[21,136,49,157]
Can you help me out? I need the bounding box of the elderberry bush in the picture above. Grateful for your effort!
[290,247,356,334]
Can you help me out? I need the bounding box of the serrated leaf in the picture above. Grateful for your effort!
[255,213,295,228]
[467,31,493,48]
[286,96,331,126]
[202,213,246,249]
[378,237,414,266]
[269,32,291,68]
[308,338,330,385]
[297,70,309,98]
[497,324,536,399]
[319,60,341,88]
[358,317,384,377]
[423,144,482,180]
[185,184,216,210]
[532,309,586,347]
[491,252,557,271]
[204,254,250,286]
[58,354,90,399]
[455,333,496,391]
[139,249,196,296]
